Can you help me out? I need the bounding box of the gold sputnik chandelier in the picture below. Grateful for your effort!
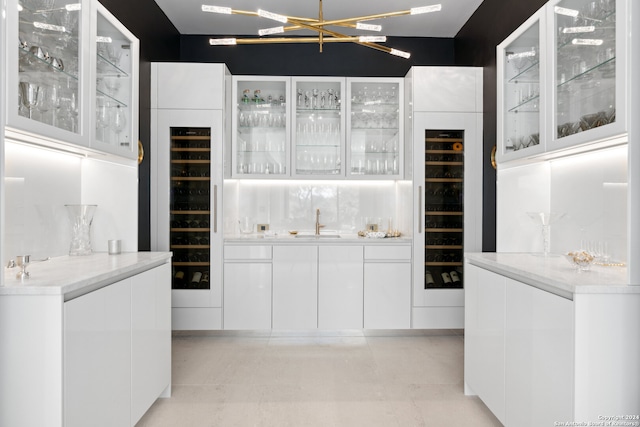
[203,1,442,59]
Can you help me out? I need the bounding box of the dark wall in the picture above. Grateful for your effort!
[454,0,547,251]
[97,0,180,251]
[180,36,455,76]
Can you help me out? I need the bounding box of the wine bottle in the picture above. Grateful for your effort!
[425,271,435,286]
[441,272,452,284]
[200,271,210,287]
[450,271,461,283]
[190,271,202,285]
[174,270,186,288]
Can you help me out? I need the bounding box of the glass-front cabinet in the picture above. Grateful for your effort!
[91,1,138,159]
[347,78,404,178]
[549,0,627,150]
[497,9,546,162]
[231,76,290,178]
[5,0,138,160]
[8,0,90,146]
[497,0,628,164]
[291,77,345,178]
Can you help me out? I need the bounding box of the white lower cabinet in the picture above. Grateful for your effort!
[465,263,574,426]
[64,262,171,427]
[364,262,411,329]
[505,277,573,426]
[64,279,132,427]
[223,246,273,329]
[318,246,364,329]
[131,263,172,425]
[272,246,318,329]
[464,264,506,424]
[363,246,412,329]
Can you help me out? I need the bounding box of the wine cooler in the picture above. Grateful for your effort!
[170,127,212,290]
[424,130,464,289]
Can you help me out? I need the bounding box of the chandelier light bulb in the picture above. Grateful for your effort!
[390,48,411,59]
[356,22,382,32]
[209,38,237,45]
[202,5,232,14]
[410,4,442,15]
[258,26,285,36]
[359,36,387,43]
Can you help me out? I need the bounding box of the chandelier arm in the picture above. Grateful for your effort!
[319,0,323,52]
[234,37,362,44]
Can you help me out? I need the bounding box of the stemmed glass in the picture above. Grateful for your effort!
[37,85,56,125]
[19,82,40,119]
[526,212,566,256]
[111,105,127,145]
[96,101,111,143]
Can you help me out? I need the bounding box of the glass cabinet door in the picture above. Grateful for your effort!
[10,0,88,144]
[498,11,545,161]
[232,76,290,178]
[551,0,626,148]
[92,1,138,159]
[292,77,345,178]
[347,78,403,178]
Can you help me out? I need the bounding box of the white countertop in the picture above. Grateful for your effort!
[1,252,172,300]
[465,252,637,299]
[224,233,412,244]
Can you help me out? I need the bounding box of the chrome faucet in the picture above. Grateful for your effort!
[315,208,324,236]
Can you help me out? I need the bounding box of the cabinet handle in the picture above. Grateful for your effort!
[418,186,423,234]
[213,185,218,233]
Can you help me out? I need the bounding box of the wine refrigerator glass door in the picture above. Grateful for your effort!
[423,130,464,290]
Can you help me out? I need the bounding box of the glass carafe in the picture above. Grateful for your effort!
[65,204,97,256]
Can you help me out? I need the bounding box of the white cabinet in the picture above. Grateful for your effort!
[223,245,272,329]
[407,66,483,329]
[152,63,228,110]
[5,0,139,160]
[232,76,290,178]
[505,277,573,426]
[151,63,230,330]
[346,77,404,178]
[64,279,132,427]
[291,77,346,178]
[318,245,364,329]
[272,245,318,329]
[464,261,584,426]
[91,1,139,160]
[363,245,411,329]
[497,0,629,164]
[131,263,172,425]
[463,264,506,425]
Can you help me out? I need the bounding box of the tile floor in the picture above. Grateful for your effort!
[137,330,502,427]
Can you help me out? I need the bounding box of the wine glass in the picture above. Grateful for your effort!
[526,212,566,256]
[96,102,111,143]
[19,82,40,119]
[36,84,56,124]
[111,105,127,144]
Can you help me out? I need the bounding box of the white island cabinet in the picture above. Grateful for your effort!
[464,253,640,426]
[0,252,172,427]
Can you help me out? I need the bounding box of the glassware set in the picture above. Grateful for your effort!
[296,88,340,110]
[349,81,401,176]
[555,0,617,140]
[17,0,81,132]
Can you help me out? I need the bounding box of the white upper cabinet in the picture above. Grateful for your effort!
[547,0,627,151]
[152,63,228,111]
[411,67,483,113]
[291,77,346,179]
[5,0,139,160]
[91,1,139,160]
[231,75,291,178]
[497,9,547,163]
[346,77,404,179]
[7,0,91,148]
[497,0,629,164]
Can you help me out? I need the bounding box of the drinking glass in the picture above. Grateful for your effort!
[36,85,56,124]
[111,105,127,144]
[19,82,40,119]
[96,102,111,143]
